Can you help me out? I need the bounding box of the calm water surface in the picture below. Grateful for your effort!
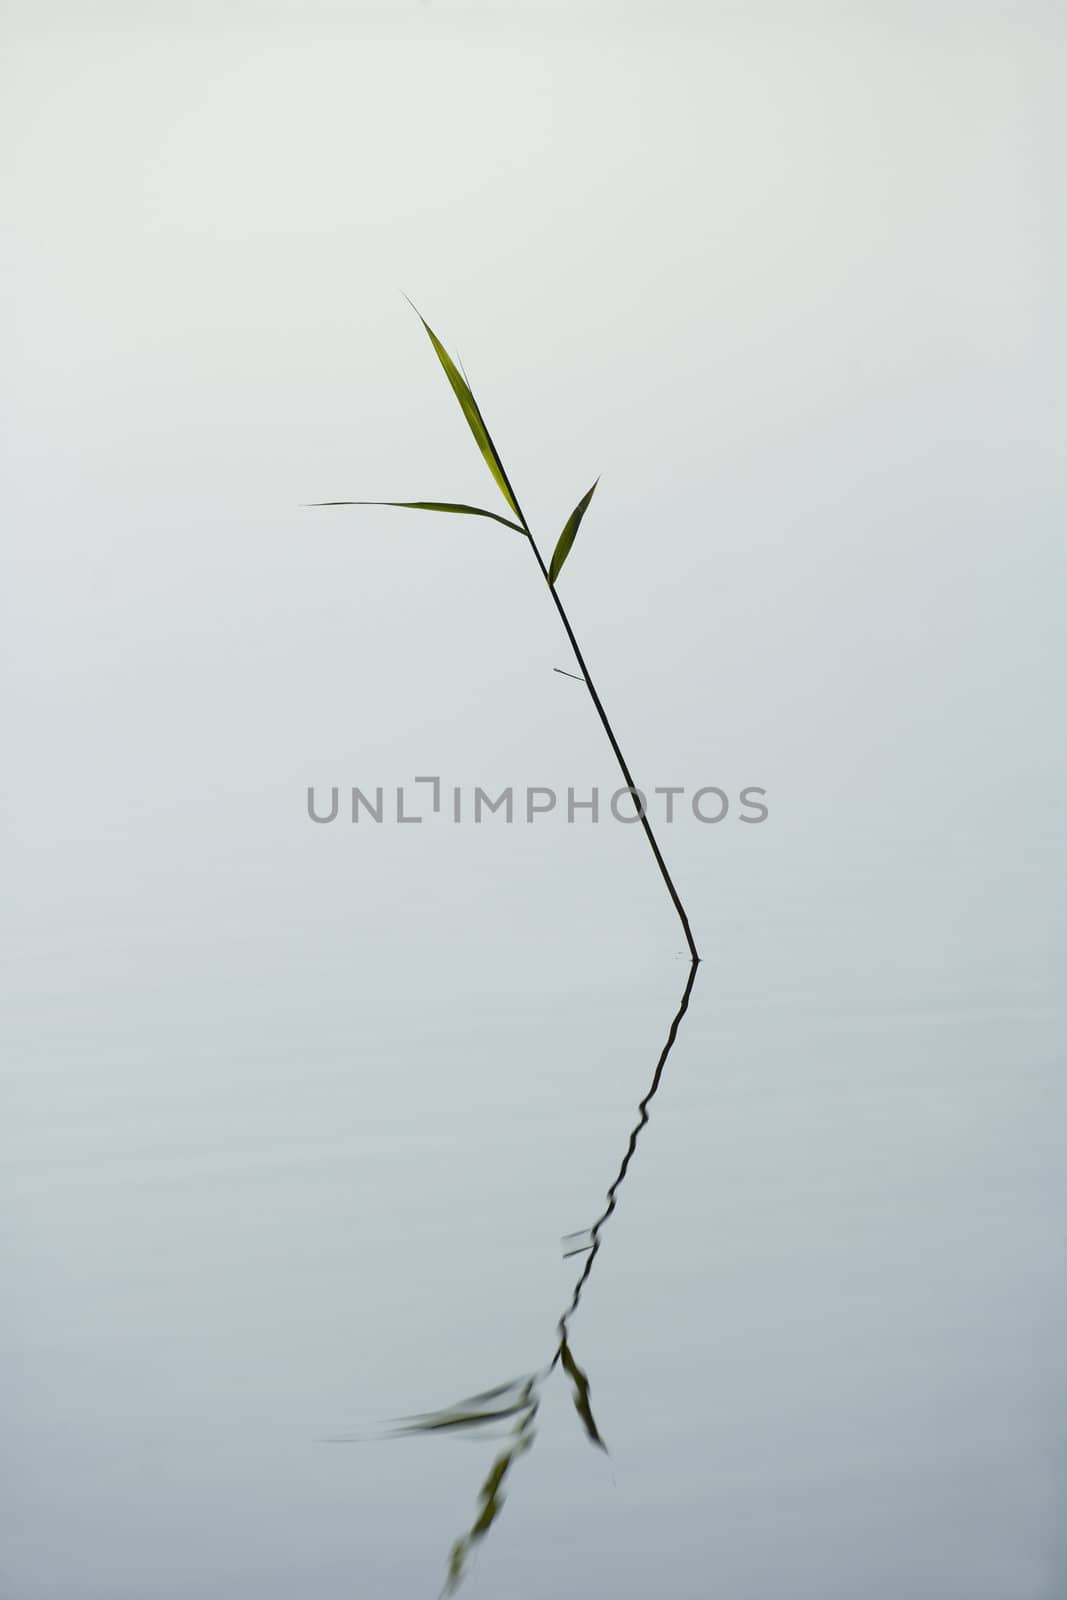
[5,6,1065,1593]
[3,815,1063,1599]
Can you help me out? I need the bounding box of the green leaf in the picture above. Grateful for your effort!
[392,1401,532,1435]
[444,1376,536,1409]
[441,1423,538,1594]
[548,479,599,586]
[307,500,525,534]
[442,1449,512,1595]
[559,1338,607,1452]
[392,1373,539,1437]
[407,301,524,524]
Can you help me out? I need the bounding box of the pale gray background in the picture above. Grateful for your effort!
[2,3,1065,1597]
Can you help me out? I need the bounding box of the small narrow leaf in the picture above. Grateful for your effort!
[559,1338,607,1452]
[407,302,524,523]
[391,1401,532,1436]
[561,1228,594,1257]
[443,1448,514,1594]
[391,1373,538,1436]
[548,479,599,586]
[477,1451,513,1508]
[444,1376,536,1409]
[307,499,525,534]
[441,1406,539,1595]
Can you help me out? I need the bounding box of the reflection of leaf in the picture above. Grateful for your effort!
[393,1374,539,1438]
[548,479,599,586]
[441,1385,539,1596]
[559,1338,607,1452]
[394,1403,531,1434]
[408,302,523,523]
[307,499,525,534]
[561,1228,594,1258]
[445,1376,538,1408]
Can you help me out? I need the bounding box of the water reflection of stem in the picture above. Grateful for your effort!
[553,957,700,1349]
[402,958,700,1596]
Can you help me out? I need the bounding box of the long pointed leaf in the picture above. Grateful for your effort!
[407,302,524,523]
[440,1376,536,1410]
[444,1447,514,1595]
[391,1401,532,1436]
[548,479,599,586]
[442,1416,538,1595]
[559,1338,607,1452]
[394,1374,533,1422]
[308,499,525,534]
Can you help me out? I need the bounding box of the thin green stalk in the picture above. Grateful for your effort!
[520,504,699,963]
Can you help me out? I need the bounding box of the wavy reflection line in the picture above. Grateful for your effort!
[553,956,700,1351]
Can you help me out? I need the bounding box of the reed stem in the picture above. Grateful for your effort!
[508,498,700,963]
